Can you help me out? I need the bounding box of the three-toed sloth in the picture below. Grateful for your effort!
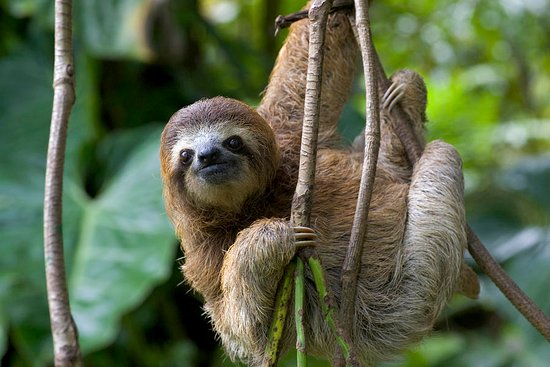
[160,7,478,367]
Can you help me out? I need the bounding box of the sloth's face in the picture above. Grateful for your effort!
[175,125,252,185]
[172,124,259,210]
[160,97,279,212]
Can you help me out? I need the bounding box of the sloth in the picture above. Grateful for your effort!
[160,7,477,367]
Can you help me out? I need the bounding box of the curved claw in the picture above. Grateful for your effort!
[294,226,317,249]
[294,226,314,233]
[382,82,405,112]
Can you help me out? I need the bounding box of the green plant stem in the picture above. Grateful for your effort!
[263,259,297,366]
[266,0,334,364]
[295,257,307,367]
[307,256,351,362]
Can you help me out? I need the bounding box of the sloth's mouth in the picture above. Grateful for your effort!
[196,161,237,184]
[199,162,228,173]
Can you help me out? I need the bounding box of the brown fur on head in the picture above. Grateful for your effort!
[160,97,280,214]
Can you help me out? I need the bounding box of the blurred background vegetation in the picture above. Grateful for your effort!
[0,0,549,366]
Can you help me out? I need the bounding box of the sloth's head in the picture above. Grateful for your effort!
[161,97,279,213]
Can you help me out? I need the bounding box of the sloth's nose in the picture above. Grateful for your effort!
[197,146,221,166]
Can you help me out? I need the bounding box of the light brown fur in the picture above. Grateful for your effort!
[160,8,470,366]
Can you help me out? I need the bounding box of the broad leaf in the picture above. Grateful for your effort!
[69,126,175,352]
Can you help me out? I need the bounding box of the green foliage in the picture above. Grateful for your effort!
[0,0,549,366]
[68,124,175,352]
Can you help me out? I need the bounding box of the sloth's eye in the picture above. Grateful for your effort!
[224,136,243,152]
[180,149,194,165]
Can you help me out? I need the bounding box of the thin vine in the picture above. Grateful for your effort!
[44,1,82,366]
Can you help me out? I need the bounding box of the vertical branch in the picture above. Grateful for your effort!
[338,0,380,348]
[291,1,356,365]
[266,1,357,365]
[44,1,82,366]
[290,3,335,366]
[290,0,334,227]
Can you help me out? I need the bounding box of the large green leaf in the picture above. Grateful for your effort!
[69,125,175,352]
